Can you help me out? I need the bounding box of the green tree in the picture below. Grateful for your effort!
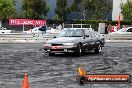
[55,0,71,21]
[0,0,17,19]
[71,0,112,20]
[21,0,49,19]
[121,0,132,20]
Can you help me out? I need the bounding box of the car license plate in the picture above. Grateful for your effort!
[47,49,50,51]
[52,46,60,49]
[64,49,67,51]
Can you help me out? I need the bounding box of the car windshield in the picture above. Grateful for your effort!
[58,29,83,37]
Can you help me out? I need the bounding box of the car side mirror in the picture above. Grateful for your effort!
[83,36,85,39]
[85,35,89,37]
[54,36,56,38]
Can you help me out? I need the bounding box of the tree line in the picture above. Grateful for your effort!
[0,0,131,21]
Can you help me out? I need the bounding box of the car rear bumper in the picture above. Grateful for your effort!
[44,45,77,53]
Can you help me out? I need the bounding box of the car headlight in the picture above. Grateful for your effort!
[44,43,51,46]
[63,43,75,46]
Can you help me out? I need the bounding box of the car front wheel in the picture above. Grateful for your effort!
[75,44,83,56]
[95,44,102,54]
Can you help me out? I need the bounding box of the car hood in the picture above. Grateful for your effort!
[46,37,80,44]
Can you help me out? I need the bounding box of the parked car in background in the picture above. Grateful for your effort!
[46,27,60,34]
[24,25,60,34]
[0,27,12,34]
[24,27,42,34]
[109,27,132,34]
[43,28,105,56]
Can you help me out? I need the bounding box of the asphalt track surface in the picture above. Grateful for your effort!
[0,43,132,88]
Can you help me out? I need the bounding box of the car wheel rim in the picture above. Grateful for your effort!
[99,45,102,52]
[79,48,82,53]
[77,44,82,55]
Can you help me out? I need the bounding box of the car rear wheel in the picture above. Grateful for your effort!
[49,53,55,56]
[95,44,102,54]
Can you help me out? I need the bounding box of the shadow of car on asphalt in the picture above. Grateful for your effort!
[45,51,104,57]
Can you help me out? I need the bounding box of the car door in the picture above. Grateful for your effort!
[84,30,93,50]
[89,32,98,49]
[94,32,102,47]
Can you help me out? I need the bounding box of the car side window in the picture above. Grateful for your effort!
[75,30,83,36]
[126,28,132,32]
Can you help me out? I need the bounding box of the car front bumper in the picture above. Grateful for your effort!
[44,45,77,53]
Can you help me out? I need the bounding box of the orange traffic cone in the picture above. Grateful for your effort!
[22,73,30,88]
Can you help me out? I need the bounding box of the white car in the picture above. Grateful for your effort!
[0,28,12,34]
[24,27,42,34]
[46,28,60,34]
[109,27,132,34]
[24,26,59,34]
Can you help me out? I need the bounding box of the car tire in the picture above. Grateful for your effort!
[76,44,83,56]
[95,44,102,54]
[49,53,55,56]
